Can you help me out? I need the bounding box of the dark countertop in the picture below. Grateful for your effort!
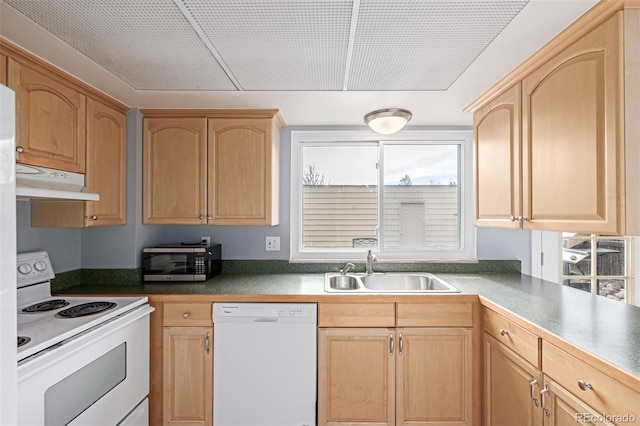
[57,272,640,381]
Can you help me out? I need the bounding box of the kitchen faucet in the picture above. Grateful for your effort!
[366,250,377,275]
[340,262,355,275]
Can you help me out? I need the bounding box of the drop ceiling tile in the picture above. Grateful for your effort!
[180,0,353,91]
[347,0,529,91]
[3,0,237,90]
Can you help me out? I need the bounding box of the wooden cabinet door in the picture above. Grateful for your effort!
[207,118,277,225]
[484,333,543,426]
[144,117,207,224]
[522,13,623,234]
[8,58,86,173]
[85,98,126,226]
[318,328,395,426]
[0,54,6,85]
[473,83,522,229]
[396,328,472,426]
[163,326,212,426]
[542,378,614,426]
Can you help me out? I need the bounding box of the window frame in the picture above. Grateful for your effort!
[290,129,475,261]
[560,233,635,303]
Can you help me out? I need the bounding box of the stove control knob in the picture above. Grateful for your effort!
[18,263,32,274]
[34,261,47,272]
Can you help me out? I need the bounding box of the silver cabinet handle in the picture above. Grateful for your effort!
[389,333,394,356]
[205,331,210,354]
[199,215,205,220]
[182,312,189,319]
[499,329,509,336]
[399,332,403,355]
[16,146,24,153]
[90,215,98,220]
[207,215,213,220]
[540,384,550,417]
[517,216,529,222]
[530,377,539,406]
[578,380,593,391]
[510,216,517,222]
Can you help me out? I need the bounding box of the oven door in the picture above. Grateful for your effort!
[17,305,154,426]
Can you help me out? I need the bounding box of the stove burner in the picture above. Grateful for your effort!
[21,299,70,313]
[56,302,117,318]
[17,336,31,348]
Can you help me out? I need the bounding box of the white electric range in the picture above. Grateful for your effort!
[16,251,154,426]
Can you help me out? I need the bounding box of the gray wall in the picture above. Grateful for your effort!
[16,201,81,272]
[16,119,532,272]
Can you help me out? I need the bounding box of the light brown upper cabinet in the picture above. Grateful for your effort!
[474,83,522,228]
[467,4,640,235]
[143,110,284,226]
[144,117,208,225]
[522,13,622,234]
[8,57,87,173]
[31,99,127,227]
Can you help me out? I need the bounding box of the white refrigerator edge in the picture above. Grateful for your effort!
[0,84,18,424]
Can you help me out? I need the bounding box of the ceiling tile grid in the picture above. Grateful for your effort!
[180,0,353,91]
[2,0,529,92]
[348,0,529,91]
[3,0,237,90]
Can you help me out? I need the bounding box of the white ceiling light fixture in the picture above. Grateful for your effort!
[364,108,412,134]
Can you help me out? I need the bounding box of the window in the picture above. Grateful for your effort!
[561,233,634,303]
[290,130,474,260]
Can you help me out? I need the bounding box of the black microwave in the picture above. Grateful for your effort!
[142,243,222,282]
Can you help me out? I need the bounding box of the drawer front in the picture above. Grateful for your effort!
[484,308,540,367]
[163,303,212,326]
[397,303,472,327]
[318,303,395,327]
[543,341,640,422]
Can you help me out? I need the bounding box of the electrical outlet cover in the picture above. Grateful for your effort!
[266,236,280,251]
[201,236,211,245]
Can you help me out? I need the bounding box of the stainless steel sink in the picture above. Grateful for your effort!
[325,272,460,293]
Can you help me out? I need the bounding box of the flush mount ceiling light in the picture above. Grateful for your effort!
[364,108,412,135]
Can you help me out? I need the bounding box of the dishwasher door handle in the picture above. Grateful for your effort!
[252,317,279,322]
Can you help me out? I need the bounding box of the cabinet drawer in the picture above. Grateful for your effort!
[163,303,212,326]
[543,341,640,421]
[318,303,395,327]
[484,308,539,367]
[397,303,472,327]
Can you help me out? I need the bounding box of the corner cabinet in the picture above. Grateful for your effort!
[468,5,640,235]
[143,110,284,226]
[474,83,522,228]
[31,98,127,227]
[483,307,640,426]
[2,39,129,228]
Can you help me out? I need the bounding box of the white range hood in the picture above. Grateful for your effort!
[16,164,99,201]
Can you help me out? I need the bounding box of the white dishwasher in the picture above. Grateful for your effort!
[212,303,317,426]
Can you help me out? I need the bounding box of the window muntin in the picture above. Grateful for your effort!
[561,233,632,303]
[291,130,474,260]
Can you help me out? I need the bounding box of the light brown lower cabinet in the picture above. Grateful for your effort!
[485,331,624,426]
[484,332,543,426]
[318,327,473,426]
[162,326,212,426]
[541,378,614,426]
